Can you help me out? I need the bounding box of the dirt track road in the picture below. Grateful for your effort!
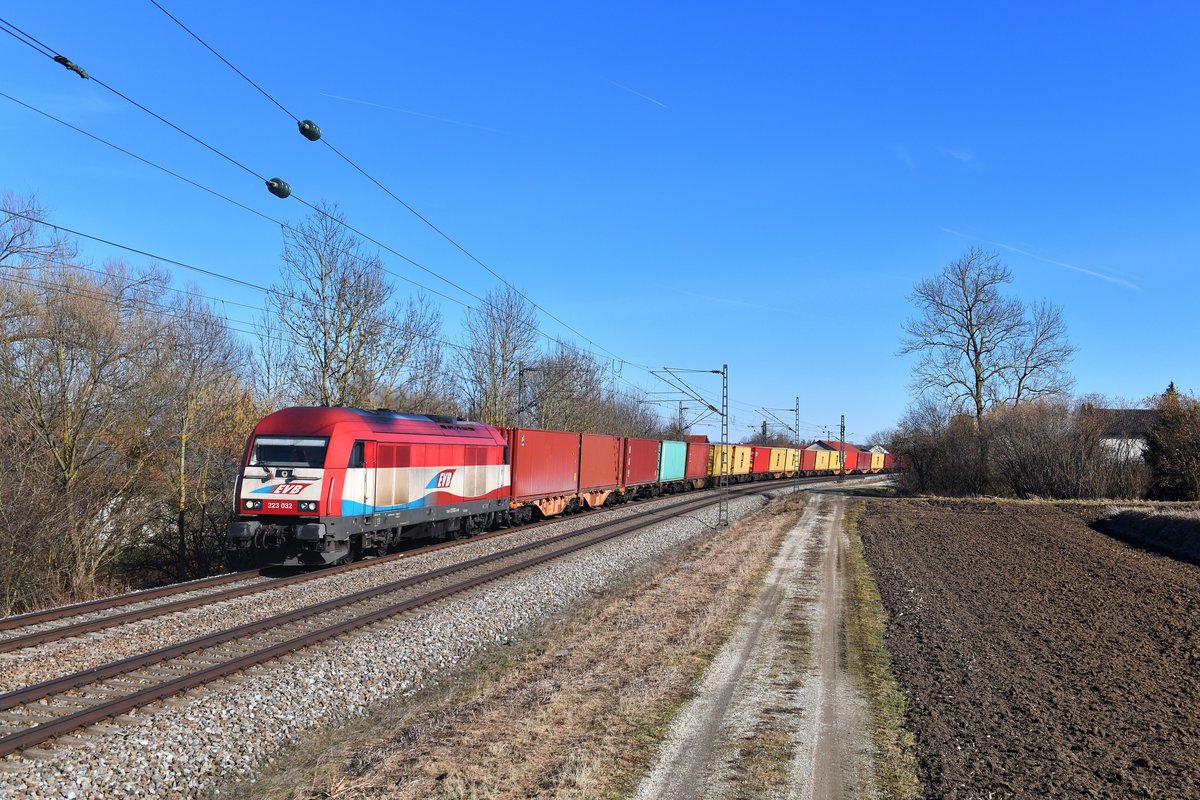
[635,491,873,799]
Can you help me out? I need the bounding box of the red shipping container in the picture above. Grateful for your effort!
[580,433,621,491]
[839,443,860,473]
[858,450,873,473]
[801,449,818,472]
[685,442,710,480]
[750,447,772,474]
[623,438,660,486]
[883,453,896,471]
[505,428,580,500]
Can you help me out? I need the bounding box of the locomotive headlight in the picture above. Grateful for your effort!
[298,501,317,512]
[244,499,262,510]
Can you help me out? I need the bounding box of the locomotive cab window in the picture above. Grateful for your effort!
[348,441,365,468]
[250,437,329,468]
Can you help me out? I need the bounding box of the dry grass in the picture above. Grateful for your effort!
[1096,505,1200,566]
[843,502,921,800]
[214,495,807,800]
[729,724,793,797]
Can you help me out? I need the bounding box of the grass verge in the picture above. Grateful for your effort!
[843,502,921,800]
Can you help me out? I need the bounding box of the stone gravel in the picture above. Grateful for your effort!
[0,483,834,799]
[0,576,273,646]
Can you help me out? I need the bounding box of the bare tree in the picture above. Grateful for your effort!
[154,294,250,580]
[251,304,292,411]
[901,248,1074,422]
[0,257,173,603]
[999,301,1075,406]
[271,202,432,407]
[376,301,458,416]
[527,341,609,432]
[0,193,75,269]
[455,286,539,425]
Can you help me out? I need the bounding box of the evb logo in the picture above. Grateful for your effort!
[427,469,456,490]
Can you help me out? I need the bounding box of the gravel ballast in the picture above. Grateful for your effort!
[1,484,831,799]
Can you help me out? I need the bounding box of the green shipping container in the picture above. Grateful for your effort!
[658,440,687,482]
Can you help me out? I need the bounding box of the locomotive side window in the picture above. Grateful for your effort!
[250,436,329,468]
[348,441,365,468]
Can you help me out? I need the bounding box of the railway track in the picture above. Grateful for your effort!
[0,476,867,759]
[0,475,837,651]
[0,523,556,653]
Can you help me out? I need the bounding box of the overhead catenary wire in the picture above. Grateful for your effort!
[1,209,488,360]
[0,77,634,382]
[1,215,661,410]
[0,91,656,402]
[0,18,57,58]
[144,0,653,372]
[2,13,670,406]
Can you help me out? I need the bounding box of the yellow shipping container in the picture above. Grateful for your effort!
[871,452,884,472]
[769,448,789,472]
[785,448,801,472]
[733,446,752,474]
[813,449,844,472]
[708,444,752,477]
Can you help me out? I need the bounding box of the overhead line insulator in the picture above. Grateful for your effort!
[53,55,89,79]
[266,178,291,199]
[298,120,321,141]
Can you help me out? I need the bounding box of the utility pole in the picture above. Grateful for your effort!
[517,363,539,427]
[838,414,846,483]
[177,432,187,582]
[517,362,525,426]
[719,363,730,528]
[794,396,800,493]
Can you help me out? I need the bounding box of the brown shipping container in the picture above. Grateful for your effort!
[623,438,661,486]
[685,442,710,480]
[580,433,622,491]
[505,428,580,500]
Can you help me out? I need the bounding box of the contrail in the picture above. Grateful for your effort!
[320,92,511,135]
[606,79,668,108]
[940,227,1139,290]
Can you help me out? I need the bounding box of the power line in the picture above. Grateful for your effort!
[145,0,652,370]
[0,18,57,58]
[0,88,617,371]
[2,210,485,359]
[147,0,298,122]
[1,13,675,411]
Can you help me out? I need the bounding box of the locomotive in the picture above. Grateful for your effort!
[227,407,510,566]
[227,406,895,567]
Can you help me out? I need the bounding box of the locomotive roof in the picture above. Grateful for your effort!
[253,406,504,443]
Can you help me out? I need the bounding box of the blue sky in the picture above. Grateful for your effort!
[2,2,1197,443]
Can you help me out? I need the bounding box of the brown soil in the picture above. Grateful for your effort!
[858,499,1200,799]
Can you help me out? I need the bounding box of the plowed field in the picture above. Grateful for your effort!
[859,501,1200,799]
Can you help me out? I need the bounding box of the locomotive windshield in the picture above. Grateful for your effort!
[250,436,328,468]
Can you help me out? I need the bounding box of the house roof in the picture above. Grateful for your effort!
[1085,408,1158,439]
[809,439,861,454]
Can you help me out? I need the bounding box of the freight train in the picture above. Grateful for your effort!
[226,406,895,566]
